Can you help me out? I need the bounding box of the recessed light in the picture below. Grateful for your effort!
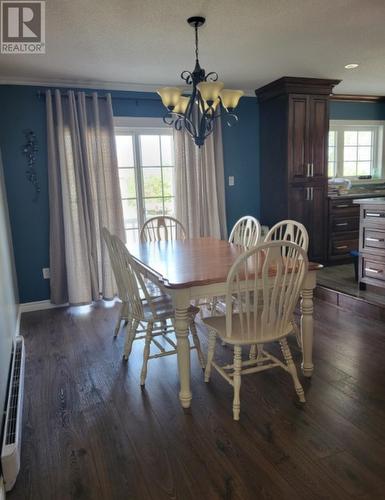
[344,63,359,69]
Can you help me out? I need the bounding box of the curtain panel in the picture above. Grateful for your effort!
[46,90,124,305]
[174,121,227,240]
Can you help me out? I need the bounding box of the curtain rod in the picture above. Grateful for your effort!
[36,90,161,102]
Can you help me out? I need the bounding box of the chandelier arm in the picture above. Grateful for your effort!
[204,71,219,82]
[181,70,193,85]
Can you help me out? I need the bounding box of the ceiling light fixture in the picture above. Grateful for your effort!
[344,63,359,69]
[157,17,244,147]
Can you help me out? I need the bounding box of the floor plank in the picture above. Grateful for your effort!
[7,298,385,499]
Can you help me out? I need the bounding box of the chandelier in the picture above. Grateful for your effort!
[157,17,244,147]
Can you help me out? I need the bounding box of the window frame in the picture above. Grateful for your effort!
[114,117,175,242]
[329,120,385,182]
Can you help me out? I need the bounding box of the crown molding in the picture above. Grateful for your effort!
[330,94,385,103]
[0,75,256,96]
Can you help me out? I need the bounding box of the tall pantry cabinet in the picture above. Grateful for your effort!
[255,77,341,261]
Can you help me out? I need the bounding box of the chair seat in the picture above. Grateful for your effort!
[203,314,293,345]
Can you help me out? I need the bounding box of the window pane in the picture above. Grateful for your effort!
[116,135,134,167]
[344,146,357,161]
[144,198,164,218]
[344,131,358,146]
[328,131,335,147]
[358,146,371,161]
[358,131,372,146]
[122,199,138,229]
[119,168,136,198]
[161,135,174,166]
[357,162,371,175]
[328,147,335,162]
[162,167,175,197]
[164,197,175,215]
[343,162,357,176]
[140,135,161,166]
[125,229,139,248]
[142,168,163,197]
[328,162,335,177]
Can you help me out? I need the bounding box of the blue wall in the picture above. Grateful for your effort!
[0,85,259,302]
[330,100,385,120]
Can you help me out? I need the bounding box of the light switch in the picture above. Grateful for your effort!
[228,176,235,186]
[42,268,50,279]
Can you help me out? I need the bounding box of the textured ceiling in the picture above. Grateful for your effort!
[1,0,385,95]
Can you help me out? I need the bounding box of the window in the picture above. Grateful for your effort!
[328,121,384,180]
[114,118,175,244]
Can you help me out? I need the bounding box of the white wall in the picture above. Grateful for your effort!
[0,150,18,425]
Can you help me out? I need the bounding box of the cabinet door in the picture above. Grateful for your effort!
[309,97,328,180]
[287,95,309,182]
[288,184,326,261]
[307,185,326,261]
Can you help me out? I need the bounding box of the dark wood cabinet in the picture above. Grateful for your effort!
[256,77,340,261]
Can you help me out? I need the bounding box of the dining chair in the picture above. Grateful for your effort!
[103,228,205,385]
[211,216,261,316]
[140,215,186,242]
[264,220,309,349]
[203,241,308,420]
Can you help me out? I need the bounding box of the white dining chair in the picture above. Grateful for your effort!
[103,228,205,386]
[140,215,186,242]
[203,241,308,420]
[211,216,261,317]
[264,220,309,349]
[229,215,261,249]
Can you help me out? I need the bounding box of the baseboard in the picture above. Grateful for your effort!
[19,300,67,313]
[0,477,6,500]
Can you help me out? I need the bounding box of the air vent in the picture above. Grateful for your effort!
[1,335,25,492]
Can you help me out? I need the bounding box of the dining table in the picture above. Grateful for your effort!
[129,237,322,409]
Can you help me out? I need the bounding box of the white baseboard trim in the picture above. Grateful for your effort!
[19,300,68,313]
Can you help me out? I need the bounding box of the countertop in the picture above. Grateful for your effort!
[353,197,385,205]
[328,190,385,199]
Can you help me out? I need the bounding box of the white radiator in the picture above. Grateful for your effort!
[1,335,25,492]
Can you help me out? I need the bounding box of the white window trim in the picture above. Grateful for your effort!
[329,120,385,183]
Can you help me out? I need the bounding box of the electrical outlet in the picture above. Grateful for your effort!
[42,268,50,280]
[228,176,235,186]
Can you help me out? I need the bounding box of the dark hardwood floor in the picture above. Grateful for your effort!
[8,298,385,500]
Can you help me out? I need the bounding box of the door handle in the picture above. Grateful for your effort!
[366,237,385,242]
[365,267,383,274]
[336,222,348,227]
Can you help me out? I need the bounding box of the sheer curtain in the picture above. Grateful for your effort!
[174,120,227,239]
[46,90,125,305]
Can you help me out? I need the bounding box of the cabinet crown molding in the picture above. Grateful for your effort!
[255,76,342,102]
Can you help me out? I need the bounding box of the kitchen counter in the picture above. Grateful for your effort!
[354,197,385,205]
[328,190,385,199]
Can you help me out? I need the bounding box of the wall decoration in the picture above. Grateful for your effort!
[22,129,40,202]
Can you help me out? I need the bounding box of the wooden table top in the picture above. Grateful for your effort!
[129,237,322,290]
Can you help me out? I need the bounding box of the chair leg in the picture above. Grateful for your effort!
[190,320,205,369]
[114,317,122,338]
[233,345,242,421]
[204,329,217,382]
[249,344,257,360]
[140,322,153,386]
[280,337,306,403]
[210,297,218,316]
[123,318,138,360]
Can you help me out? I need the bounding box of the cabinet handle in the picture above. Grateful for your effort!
[335,204,350,208]
[311,187,314,201]
[336,245,348,250]
[366,237,385,242]
[311,163,314,177]
[366,212,382,217]
[365,267,383,274]
[306,163,311,177]
[336,222,348,226]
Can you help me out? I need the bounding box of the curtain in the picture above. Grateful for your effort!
[174,120,227,239]
[46,90,125,305]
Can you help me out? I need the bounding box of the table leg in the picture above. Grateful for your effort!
[300,283,314,378]
[173,290,192,408]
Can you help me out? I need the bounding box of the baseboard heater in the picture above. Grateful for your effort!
[1,336,25,492]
